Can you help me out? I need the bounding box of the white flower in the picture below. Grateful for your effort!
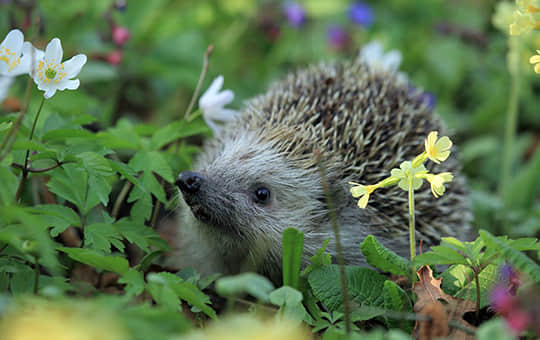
[199,75,239,134]
[0,29,41,77]
[31,38,87,99]
[0,76,14,103]
[360,40,403,72]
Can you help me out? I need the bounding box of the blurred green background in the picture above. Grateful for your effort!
[1,0,539,237]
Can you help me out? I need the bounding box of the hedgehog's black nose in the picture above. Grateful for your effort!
[176,171,204,194]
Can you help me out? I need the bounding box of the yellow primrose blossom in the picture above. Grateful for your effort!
[422,172,453,198]
[530,50,540,73]
[0,299,127,340]
[517,0,540,13]
[509,9,540,35]
[391,161,427,191]
[350,182,378,209]
[179,314,311,340]
[424,131,452,164]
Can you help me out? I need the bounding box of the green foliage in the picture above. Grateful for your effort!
[360,235,411,277]
[1,0,540,337]
[480,230,540,282]
[215,273,275,303]
[282,227,304,289]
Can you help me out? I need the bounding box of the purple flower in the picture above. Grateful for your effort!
[419,91,436,109]
[327,25,349,50]
[348,2,374,27]
[282,2,306,28]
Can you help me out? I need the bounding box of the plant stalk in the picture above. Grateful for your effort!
[317,153,351,335]
[408,177,416,262]
[499,37,521,230]
[14,96,46,203]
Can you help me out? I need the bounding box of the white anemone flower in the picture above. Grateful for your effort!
[0,29,40,76]
[360,40,402,72]
[199,75,239,134]
[31,38,87,99]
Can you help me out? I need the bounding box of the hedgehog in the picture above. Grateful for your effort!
[172,55,472,283]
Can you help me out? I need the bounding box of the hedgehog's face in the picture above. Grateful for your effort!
[176,133,327,246]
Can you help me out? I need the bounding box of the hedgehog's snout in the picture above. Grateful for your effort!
[176,171,204,194]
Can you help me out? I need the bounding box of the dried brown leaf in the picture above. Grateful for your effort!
[413,266,477,340]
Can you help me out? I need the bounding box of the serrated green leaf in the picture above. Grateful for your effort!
[480,230,540,282]
[301,239,331,276]
[58,247,129,275]
[84,223,125,253]
[215,273,275,302]
[308,265,387,314]
[441,264,499,308]
[119,268,145,296]
[282,227,304,289]
[414,244,468,266]
[27,204,81,237]
[360,235,410,277]
[114,218,170,252]
[383,280,413,331]
[129,150,174,183]
[150,119,209,150]
[146,272,216,319]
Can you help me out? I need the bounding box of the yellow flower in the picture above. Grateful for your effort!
[350,182,378,209]
[0,299,127,340]
[530,50,540,73]
[424,172,453,198]
[517,0,540,13]
[179,314,311,340]
[424,131,452,164]
[509,10,539,35]
[391,161,427,191]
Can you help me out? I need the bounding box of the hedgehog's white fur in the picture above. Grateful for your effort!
[172,57,472,282]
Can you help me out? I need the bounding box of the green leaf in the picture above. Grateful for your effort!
[383,280,413,330]
[360,235,410,277]
[215,273,275,302]
[47,163,101,215]
[270,286,313,325]
[77,152,115,207]
[26,205,81,237]
[58,247,129,275]
[119,268,146,296]
[480,230,540,282]
[129,150,174,183]
[441,264,499,308]
[414,244,468,266]
[282,227,304,289]
[114,218,170,252]
[84,223,125,253]
[476,318,517,340]
[146,272,216,319]
[10,266,35,296]
[0,166,18,205]
[150,119,209,150]
[301,238,331,276]
[41,128,94,142]
[308,265,387,314]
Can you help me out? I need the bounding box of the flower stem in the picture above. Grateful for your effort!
[499,37,521,228]
[474,269,481,324]
[14,96,46,203]
[317,152,351,335]
[184,45,213,120]
[408,176,416,262]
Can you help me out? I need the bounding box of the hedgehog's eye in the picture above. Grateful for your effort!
[253,187,271,204]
